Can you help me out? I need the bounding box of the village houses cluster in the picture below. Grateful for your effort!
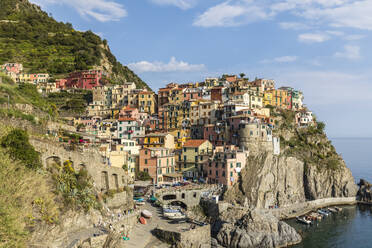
[1,63,315,188]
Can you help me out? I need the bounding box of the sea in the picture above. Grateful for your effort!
[287,138,372,248]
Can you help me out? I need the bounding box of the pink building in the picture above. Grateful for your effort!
[206,145,247,187]
[139,147,180,185]
[203,124,225,147]
[119,107,139,120]
[1,63,23,74]
[183,88,202,101]
[65,70,105,90]
[56,79,67,89]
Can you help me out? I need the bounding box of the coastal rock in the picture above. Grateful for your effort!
[357,179,372,203]
[224,152,358,208]
[216,210,301,248]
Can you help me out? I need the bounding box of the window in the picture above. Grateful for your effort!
[195,148,198,152]
[209,170,212,175]
[184,155,186,161]
[230,172,233,177]
[222,171,225,177]
[145,159,148,164]
[145,150,148,155]
[230,163,233,168]
[216,171,219,177]
[182,193,185,199]
[184,148,186,152]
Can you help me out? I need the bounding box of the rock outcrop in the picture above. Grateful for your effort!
[215,210,301,248]
[358,179,372,203]
[224,152,357,209]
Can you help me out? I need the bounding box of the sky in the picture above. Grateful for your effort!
[29,0,372,138]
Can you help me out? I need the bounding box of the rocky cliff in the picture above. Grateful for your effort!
[217,110,358,248]
[212,208,301,248]
[358,179,372,203]
[225,110,358,208]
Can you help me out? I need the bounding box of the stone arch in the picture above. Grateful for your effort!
[46,156,61,168]
[78,163,86,172]
[112,173,119,190]
[101,171,109,191]
[163,194,177,201]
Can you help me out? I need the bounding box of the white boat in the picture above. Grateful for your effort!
[328,207,337,213]
[335,207,343,212]
[163,210,181,217]
[141,210,152,218]
[136,201,145,206]
[317,209,329,216]
[296,217,312,225]
[168,212,186,220]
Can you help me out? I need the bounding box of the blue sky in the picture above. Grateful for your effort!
[30,0,372,137]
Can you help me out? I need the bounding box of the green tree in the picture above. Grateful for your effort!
[0,129,41,169]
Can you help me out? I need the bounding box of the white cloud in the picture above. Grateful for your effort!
[300,0,372,30]
[193,1,270,27]
[261,56,298,63]
[149,0,197,10]
[334,45,361,60]
[195,0,372,31]
[279,22,309,30]
[128,57,206,73]
[298,33,330,43]
[29,0,127,22]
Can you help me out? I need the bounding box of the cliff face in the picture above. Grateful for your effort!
[224,110,358,208]
[358,179,372,203]
[214,209,301,248]
[224,152,357,208]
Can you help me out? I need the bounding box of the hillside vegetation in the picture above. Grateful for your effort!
[0,0,150,90]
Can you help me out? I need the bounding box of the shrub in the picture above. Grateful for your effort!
[0,129,42,169]
[136,171,152,181]
[53,161,97,211]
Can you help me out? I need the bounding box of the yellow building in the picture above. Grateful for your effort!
[169,129,191,149]
[264,89,289,109]
[138,91,156,114]
[179,139,213,178]
[142,132,175,150]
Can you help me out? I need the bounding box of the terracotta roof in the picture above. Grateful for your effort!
[118,117,137,121]
[183,139,208,148]
[139,91,154,95]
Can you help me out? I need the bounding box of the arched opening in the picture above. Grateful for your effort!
[170,201,187,210]
[45,156,62,173]
[101,171,109,191]
[78,163,86,172]
[46,156,61,168]
[163,194,177,201]
[112,173,119,190]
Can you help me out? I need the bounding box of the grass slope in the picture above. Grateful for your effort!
[0,0,150,90]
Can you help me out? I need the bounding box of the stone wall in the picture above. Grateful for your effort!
[154,224,211,248]
[157,188,213,209]
[30,138,131,192]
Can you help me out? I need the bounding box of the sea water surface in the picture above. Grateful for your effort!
[288,138,372,248]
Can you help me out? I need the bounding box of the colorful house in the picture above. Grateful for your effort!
[178,139,213,179]
[66,70,105,90]
[139,147,180,185]
[206,145,248,187]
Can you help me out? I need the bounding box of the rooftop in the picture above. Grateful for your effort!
[183,139,208,148]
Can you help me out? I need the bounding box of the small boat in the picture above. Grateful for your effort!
[328,207,337,213]
[141,210,152,218]
[139,217,146,224]
[318,209,329,216]
[296,216,312,225]
[136,200,145,206]
[168,212,186,220]
[335,207,343,212]
[163,209,181,217]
